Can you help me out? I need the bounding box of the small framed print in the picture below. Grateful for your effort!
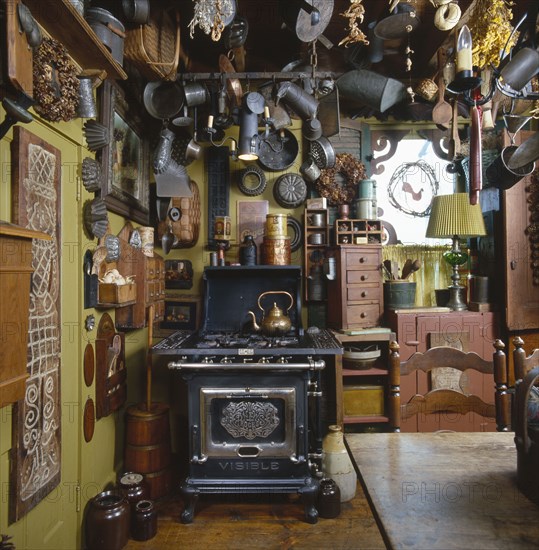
[164,259,193,289]
[160,295,201,331]
[236,199,269,251]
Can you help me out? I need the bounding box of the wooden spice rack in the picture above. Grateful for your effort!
[335,219,383,245]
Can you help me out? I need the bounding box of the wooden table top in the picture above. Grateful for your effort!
[346,432,539,550]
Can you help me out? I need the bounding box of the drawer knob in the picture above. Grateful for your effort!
[361,274,369,281]
[361,291,367,298]
[359,257,367,263]
[361,312,366,318]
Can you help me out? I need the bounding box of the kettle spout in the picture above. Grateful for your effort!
[247,310,260,332]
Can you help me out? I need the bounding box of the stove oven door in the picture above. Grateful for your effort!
[186,371,311,480]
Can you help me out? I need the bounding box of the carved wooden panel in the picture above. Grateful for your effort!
[10,127,61,522]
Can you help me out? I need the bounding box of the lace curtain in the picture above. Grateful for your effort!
[382,245,456,307]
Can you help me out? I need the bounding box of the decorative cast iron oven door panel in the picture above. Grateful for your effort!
[187,372,311,479]
[170,365,324,524]
[201,388,297,460]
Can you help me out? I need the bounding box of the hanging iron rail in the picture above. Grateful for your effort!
[178,71,343,81]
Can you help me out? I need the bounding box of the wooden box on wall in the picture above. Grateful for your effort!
[95,313,126,419]
[0,223,51,407]
[111,223,165,330]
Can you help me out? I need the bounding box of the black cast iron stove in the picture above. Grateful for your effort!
[152,266,342,524]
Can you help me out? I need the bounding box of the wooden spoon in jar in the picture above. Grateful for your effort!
[402,259,421,280]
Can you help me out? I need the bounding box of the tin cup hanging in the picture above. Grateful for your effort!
[300,159,321,183]
[77,76,97,118]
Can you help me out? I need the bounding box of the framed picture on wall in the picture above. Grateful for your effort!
[99,80,150,225]
[160,295,201,331]
[164,259,193,289]
[236,200,269,251]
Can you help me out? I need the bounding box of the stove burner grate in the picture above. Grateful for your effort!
[195,332,300,349]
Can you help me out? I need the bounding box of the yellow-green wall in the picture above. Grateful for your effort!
[0,99,304,549]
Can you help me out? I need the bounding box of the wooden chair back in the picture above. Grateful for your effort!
[514,365,539,502]
[388,340,510,432]
[513,336,539,381]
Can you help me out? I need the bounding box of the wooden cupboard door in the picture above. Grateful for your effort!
[503,130,539,332]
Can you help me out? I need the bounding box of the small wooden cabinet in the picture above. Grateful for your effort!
[386,309,500,432]
[333,330,397,431]
[327,245,384,330]
[0,222,51,407]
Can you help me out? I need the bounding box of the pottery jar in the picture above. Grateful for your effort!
[85,490,130,550]
[132,499,158,541]
[118,471,150,510]
[317,477,341,519]
[239,234,257,266]
[321,425,357,502]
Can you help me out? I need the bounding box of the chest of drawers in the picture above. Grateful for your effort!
[327,245,383,330]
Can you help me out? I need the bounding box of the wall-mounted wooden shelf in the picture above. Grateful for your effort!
[303,208,330,302]
[0,222,51,407]
[23,0,127,80]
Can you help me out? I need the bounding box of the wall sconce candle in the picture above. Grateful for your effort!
[447,25,481,94]
[456,25,473,74]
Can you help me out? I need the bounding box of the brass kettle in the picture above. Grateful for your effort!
[247,291,294,336]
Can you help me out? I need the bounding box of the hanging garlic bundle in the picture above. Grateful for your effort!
[467,0,517,69]
[338,0,369,48]
[188,0,235,41]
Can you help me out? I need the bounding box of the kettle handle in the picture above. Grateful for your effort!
[257,291,294,313]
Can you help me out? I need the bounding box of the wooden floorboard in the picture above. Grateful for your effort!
[125,483,386,549]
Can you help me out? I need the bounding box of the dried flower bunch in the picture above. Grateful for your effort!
[468,0,517,69]
[317,153,366,206]
[33,37,80,122]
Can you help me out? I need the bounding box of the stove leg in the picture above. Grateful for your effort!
[180,482,199,524]
[299,482,319,524]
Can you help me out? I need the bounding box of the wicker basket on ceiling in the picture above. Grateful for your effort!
[124,7,181,82]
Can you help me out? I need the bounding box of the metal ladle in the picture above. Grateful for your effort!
[161,223,173,255]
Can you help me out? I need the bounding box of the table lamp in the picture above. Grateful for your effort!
[426,193,486,311]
